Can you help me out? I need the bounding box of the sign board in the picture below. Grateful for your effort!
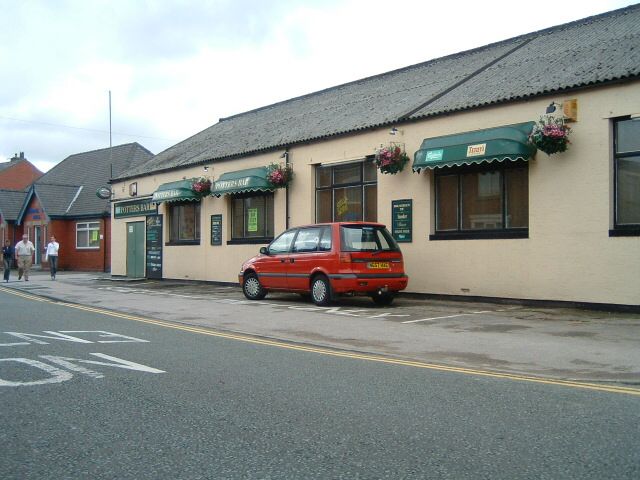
[392,199,412,243]
[114,199,158,219]
[426,149,444,161]
[210,214,222,246]
[145,215,163,279]
[466,143,487,157]
[247,208,258,232]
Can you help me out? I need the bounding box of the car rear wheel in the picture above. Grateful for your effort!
[371,291,395,306]
[243,273,267,300]
[311,275,332,306]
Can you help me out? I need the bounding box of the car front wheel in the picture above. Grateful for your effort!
[243,273,267,300]
[311,275,332,306]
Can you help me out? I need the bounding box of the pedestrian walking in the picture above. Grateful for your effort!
[45,235,60,280]
[15,234,35,281]
[2,240,13,282]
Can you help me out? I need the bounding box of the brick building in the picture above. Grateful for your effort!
[17,143,153,272]
[0,152,43,190]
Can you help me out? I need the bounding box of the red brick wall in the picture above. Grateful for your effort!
[0,161,43,190]
[43,218,110,272]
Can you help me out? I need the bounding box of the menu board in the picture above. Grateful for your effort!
[146,215,163,279]
[392,199,412,243]
[210,214,222,246]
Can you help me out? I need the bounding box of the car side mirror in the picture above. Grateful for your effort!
[259,246,269,255]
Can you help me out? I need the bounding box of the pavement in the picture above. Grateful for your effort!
[2,268,640,385]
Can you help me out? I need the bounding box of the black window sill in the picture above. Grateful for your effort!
[609,228,640,237]
[430,230,528,241]
[165,240,201,246]
[227,237,273,245]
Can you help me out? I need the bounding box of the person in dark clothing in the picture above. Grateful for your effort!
[2,240,13,282]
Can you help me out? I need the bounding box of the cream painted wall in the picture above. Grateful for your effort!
[111,81,640,306]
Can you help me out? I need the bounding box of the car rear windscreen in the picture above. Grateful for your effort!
[340,225,399,252]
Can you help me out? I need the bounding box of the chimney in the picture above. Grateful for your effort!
[10,152,26,162]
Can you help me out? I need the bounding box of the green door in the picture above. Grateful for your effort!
[126,221,145,278]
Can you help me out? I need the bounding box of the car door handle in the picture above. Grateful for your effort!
[280,259,286,263]
[289,258,295,263]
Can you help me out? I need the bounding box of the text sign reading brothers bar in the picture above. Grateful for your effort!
[392,199,412,243]
[114,199,158,218]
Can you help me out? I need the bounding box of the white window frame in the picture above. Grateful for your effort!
[76,221,101,249]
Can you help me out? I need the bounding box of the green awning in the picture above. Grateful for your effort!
[412,122,536,172]
[151,179,200,203]
[212,167,273,196]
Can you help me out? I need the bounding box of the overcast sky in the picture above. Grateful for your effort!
[1,0,637,173]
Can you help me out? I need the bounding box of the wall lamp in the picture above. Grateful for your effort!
[545,101,562,114]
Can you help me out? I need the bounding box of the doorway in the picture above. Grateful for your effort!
[33,226,42,265]
[126,221,145,278]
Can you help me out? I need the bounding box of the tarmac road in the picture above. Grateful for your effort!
[2,269,640,385]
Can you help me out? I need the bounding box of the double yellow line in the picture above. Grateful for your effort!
[2,286,640,397]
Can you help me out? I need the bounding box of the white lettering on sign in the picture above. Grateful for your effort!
[466,143,486,157]
[0,354,165,387]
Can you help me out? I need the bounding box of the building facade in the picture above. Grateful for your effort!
[110,6,640,308]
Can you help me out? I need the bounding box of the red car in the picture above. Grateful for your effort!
[239,222,408,306]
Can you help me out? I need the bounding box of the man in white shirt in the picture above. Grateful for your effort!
[15,234,35,281]
[45,235,60,280]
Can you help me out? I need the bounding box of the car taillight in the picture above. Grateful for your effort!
[339,253,352,263]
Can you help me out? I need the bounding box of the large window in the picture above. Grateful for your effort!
[169,201,201,244]
[231,193,274,242]
[612,117,640,236]
[433,161,528,240]
[316,160,377,223]
[76,221,101,248]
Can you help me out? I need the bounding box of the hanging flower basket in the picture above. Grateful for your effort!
[529,116,572,155]
[374,144,410,174]
[266,163,293,189]
[191,177,212,195]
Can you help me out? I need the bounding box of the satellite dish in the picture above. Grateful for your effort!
[96,186,112,199]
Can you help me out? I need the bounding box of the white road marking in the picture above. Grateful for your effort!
[0,358,73,386]
[402,310,495,324]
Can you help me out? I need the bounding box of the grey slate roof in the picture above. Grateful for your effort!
[116,4,640,181]
[32,143,153,218]
[0,189,28,221]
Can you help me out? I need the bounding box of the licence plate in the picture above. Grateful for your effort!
[368,262,389,269]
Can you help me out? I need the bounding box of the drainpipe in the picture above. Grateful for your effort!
[284,148,290,229]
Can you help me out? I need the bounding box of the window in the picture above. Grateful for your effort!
[76,222,101,248]
[316,160,377,222]
[612,117,640,236]
[292,226,332,253]
[432,161,528,240]
[169,201,201,244]
[231,193,274,242]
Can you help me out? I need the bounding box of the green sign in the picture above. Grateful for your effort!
[426,149,444,161]
[247,208,258,232]
[392,199,412,243]
[210,214,222,246]
[114,198,158,218]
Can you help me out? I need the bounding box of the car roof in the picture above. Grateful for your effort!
[292,221,386,230]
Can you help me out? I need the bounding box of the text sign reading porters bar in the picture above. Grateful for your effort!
[114,199,158,218]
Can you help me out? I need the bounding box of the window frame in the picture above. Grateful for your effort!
[430,160,529,241]
[315,158,377,223]
[610,116,640,237]
[167,200,201,246]
[228,192,275,245]
[76,221,101,249]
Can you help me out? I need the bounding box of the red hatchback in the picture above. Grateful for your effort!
[239,222,408,306]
